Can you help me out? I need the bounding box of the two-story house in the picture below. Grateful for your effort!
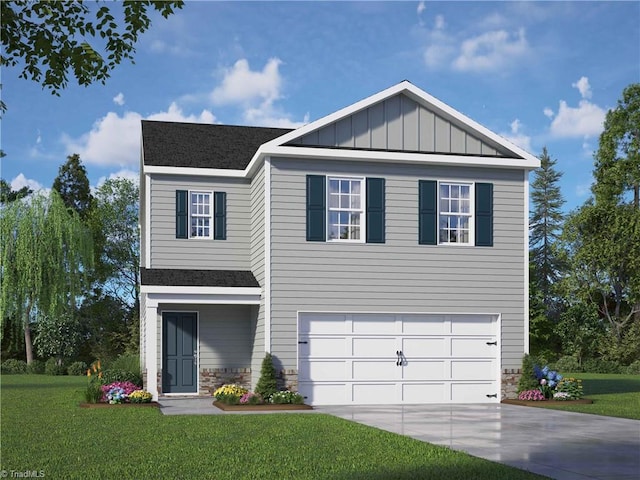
[139,81,540,405]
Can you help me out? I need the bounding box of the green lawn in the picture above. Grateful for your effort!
[527,373,640,420]
[0,375,546,480]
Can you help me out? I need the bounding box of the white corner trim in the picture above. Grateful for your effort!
[264,157,272,353]
[144,174,151,269]
[260,145,540,170]
[144,295,158,400]
[524,170,530,355]
[144,165,246,178]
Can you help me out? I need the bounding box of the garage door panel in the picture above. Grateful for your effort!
[401,315,446,334]
[451,360,495,380]
[306,338,346,357]
[403,360,446,380]
[450,315,493,335]
[301,315,348,334]
[301,360,345,381]
[451,337,495,357]
[352,360,396,380]
[401,337,448,357]
[451,382,497,403]
[353,383,396,404]
[351,314,396,334]
[402,383,447,403]
[300,383,346,405]
[352,337,396,356]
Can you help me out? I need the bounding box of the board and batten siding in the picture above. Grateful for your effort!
[289,93,510,157]
[149,175,251,270]
[249,163,267,378]
[156,304,253,371]
[268,157,526,371]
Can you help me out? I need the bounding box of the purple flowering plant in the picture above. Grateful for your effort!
[101,381,139,403]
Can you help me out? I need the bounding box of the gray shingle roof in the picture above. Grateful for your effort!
[141,121,292,170]
[140,268,260,288]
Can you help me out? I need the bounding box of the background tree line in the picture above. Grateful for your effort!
[529,83,640,373]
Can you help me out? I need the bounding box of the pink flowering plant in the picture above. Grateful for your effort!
[101,381,139,403]
[518,389,546,401]
[239,392,263,405]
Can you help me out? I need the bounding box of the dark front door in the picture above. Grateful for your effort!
[162,312,197,393]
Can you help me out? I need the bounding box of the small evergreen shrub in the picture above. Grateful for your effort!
[554,356,581,373]
[45,358,66,376]
[67,361,88,376]
[26,359,45,374]
[255,352,278,400]
[1,359,27,374]
[100,368,142,386]
[626,360,640,375]
[517,353,540,393]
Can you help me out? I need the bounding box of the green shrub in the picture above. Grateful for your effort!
[625,360,640,375]
[45,358,67,376]
[109,354,140,375]
[1,359,27,374]
[582,358,623,374]
[517,354,540,393]
[255,352,278,400]
[100,369,142,386]
[554,377,584,400]
[26,359,45,374]
[67,361,88,376]
[213,384,247,405]
[554,356,582,373]
[269,390,304,405]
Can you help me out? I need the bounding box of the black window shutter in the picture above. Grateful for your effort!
[176,190,188,239]
[214,191,227,240]
[306,175,326,241]
[418,180,437,245]
[475,183,493,247]
[366,178,385,243]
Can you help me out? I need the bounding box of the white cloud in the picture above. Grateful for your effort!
[244,108,309,129]
[500,118,532,152]
[113,93,125,106]
[572,76,592,99]
[423,15,455,69]
[63,103,216,167]
[10,173,45,193]
[434,14,445,30]
[575,183,592,197]
[417,1,425,16]
[95,169,140,189]
[543,107,554,118]
[453,28,528,72]
[210,58,283,106]
[549,99,606,138]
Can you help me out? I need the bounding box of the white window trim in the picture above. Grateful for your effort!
[437,181,475,246]
[189,190,213,240]
[326,175,366,243]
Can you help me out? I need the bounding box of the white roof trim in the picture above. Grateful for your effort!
[260,80,540,167]
[260,145,539,169]
[144,165,246,178]
[140,285,261,296]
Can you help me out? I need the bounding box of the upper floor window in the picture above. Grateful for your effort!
[190,191,212,238]
[439,183,472,244]
[328,177,364,241]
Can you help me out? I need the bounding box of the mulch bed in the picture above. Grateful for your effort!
[502,398,593,406]
[79,402,160,408]
[213,401,313,411]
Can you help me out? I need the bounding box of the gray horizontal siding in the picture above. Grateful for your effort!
[149,175,251,270]
[268,157,526,371]
[291,93,511,157]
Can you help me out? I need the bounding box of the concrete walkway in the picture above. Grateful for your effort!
[159,398,640,480]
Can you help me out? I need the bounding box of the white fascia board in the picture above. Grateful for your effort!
[143,165,246,178]
[262,145,540,170]
[140,285,261,296]
[146,293,261,307]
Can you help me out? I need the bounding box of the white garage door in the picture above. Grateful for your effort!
[298,313,499,405]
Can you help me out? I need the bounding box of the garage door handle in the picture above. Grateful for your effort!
[486,341,497,346]
[396,350,403,366]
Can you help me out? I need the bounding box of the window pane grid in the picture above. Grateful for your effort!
[190,192,212,238]
[439,183,471,244]
[328,178,363,241]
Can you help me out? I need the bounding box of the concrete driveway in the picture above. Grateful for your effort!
[316,403,640,480]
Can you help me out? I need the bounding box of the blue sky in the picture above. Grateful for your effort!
[2,1,639,211]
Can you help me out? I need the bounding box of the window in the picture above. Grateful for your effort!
[190,191,212,238]
[328,177,364,241]
[439,183,471,244]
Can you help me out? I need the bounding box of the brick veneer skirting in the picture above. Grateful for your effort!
[200,368,251,395]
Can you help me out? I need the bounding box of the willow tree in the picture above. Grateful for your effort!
[0,190,93,363]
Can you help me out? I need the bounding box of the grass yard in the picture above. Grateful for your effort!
[527,373,640,420]
[0,375,546,480]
